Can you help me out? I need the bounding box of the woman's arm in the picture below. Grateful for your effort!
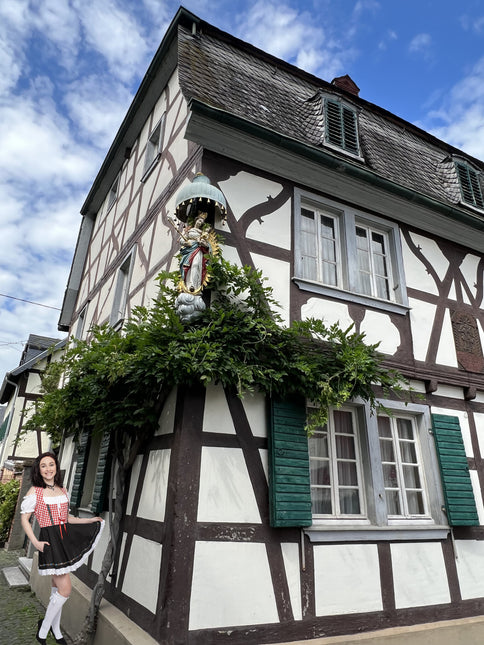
[67,514,103,524]
[20,512,49,552]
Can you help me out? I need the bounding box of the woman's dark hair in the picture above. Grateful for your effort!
[31,452,63,488]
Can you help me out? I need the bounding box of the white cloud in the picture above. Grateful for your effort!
[408,33,432,56]
[423,57,484,159]
[235,0,351,79]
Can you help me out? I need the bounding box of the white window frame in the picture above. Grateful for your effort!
[306,399,448,542]
[294,189,409,315]
[74,305,88,340]
[109,249,135,328]
[141,114,166,182]
[107,173,120,212]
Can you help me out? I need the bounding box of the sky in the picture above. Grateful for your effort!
[1,0,484,381]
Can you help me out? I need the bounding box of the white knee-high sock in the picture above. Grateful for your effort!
[39,589,68,639]
[50,588,67,639]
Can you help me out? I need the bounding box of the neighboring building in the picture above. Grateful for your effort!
[0,334,65,482]
[49,7,484,645]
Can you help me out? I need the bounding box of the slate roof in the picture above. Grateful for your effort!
[177,22,484,221]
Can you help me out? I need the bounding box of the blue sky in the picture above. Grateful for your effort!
[1,0,484,381]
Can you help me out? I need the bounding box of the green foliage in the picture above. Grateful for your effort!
[0,479,20,543]
[25,256,405,443]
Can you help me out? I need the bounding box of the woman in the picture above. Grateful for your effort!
[21,451,104,645]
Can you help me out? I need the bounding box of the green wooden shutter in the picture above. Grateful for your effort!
[90,432,112,515]
[432,414,479,527]
[70,432,90,508]
[269,398,312,527]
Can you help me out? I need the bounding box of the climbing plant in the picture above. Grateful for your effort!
[24,255,405,643]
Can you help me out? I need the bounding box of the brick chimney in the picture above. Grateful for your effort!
[331,75,360,96]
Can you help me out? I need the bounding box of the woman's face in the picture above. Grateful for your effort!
[39,456,56,483]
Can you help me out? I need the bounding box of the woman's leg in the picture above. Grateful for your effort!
[38,574,71,639]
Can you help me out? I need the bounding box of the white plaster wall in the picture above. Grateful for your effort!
[409,298,435,362]
[251,253,290,325]
[259,448,268,483]
[360,310,400,355]
[197,447,261,523]
[203,384,236,434]
[313,544,382,615]
[431,406,473,458]
[136,449,170,522]
[121,535,162,614]
[125,456,142,516]
[156,387,177,436]
[301,299,353,330]
[90,514,113,575]
[189,541,279,629]
[455,540,484,598]
[242,391,267,438]
[433,384,464,399]
[459,253,481,305]
[435,309,458,367]
[26,370,42,394]
[470,469,484,525]
[281,542,302,620]
[475,412,484,461]
[391,542,450,608]
[403,233,448,294]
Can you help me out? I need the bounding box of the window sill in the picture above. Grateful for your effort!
[293,277,410,316]
[305,524,449,542]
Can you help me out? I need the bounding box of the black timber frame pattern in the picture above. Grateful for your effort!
[73,387,484,645]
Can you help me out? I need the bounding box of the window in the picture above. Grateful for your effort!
[70,431,111,515]
[294,191,408,314]
[268,398,461,540]
[110,251,135,327]
[455,160,484,209]
[74,305,87,340]
[107,174,119,211]
[142,114,166,180]
[324,98,360,156]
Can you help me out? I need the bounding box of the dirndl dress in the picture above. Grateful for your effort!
[21,487,104,576]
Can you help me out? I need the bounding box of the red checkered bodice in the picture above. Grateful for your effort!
[34,487,69,528]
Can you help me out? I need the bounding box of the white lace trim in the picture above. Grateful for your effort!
[38,519,105,576]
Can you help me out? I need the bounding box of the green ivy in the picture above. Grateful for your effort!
[24,256,405,442]
[0,479,20,543]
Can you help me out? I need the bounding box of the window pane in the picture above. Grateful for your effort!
[312,488,332,514]
[338,461,358,486]
[399,441,417,464]
[379,438,395,462]
[375,276,390,299]
[386,490,401,515]
[383,464,398,488]
[357,270,372,295]
[334,410,354,434]
[397,419,414,440]
[309,432,329,458]
[371,232,385,254]
[378,416,392,438]
[339,489,360,514]
[407,491,425,514]
[403,464,421,488]
[335,434,356,459]
[310,460,330,485]
[322,263,337,286]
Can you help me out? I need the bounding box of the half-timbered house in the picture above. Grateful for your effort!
[42,7,484,645]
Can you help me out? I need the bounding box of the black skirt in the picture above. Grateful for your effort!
[38,520,104,575]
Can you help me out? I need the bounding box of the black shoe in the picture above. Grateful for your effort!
[36,619,47,645]
[50,628,68,644]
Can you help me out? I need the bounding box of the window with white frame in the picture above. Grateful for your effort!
[142,114,166,180]
[307,401,447,537]
[107,174,119,212]
[455,160,484,209]
[294,191,408,313]
[74,305,87,340]
[109,251,134,327]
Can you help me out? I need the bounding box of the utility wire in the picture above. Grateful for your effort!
[0,292,61,311]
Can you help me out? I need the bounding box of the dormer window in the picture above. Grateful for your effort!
[324,98,360,156]
[455,160,484,209]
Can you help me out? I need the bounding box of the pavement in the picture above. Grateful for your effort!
[0,547,63,644]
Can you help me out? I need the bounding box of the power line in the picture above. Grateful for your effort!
[0,293,61,311]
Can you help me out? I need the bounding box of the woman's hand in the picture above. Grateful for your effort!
[92,517,103,523]
[35,540,50,552]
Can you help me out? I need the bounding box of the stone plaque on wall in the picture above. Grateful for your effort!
[451,311,484,373]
